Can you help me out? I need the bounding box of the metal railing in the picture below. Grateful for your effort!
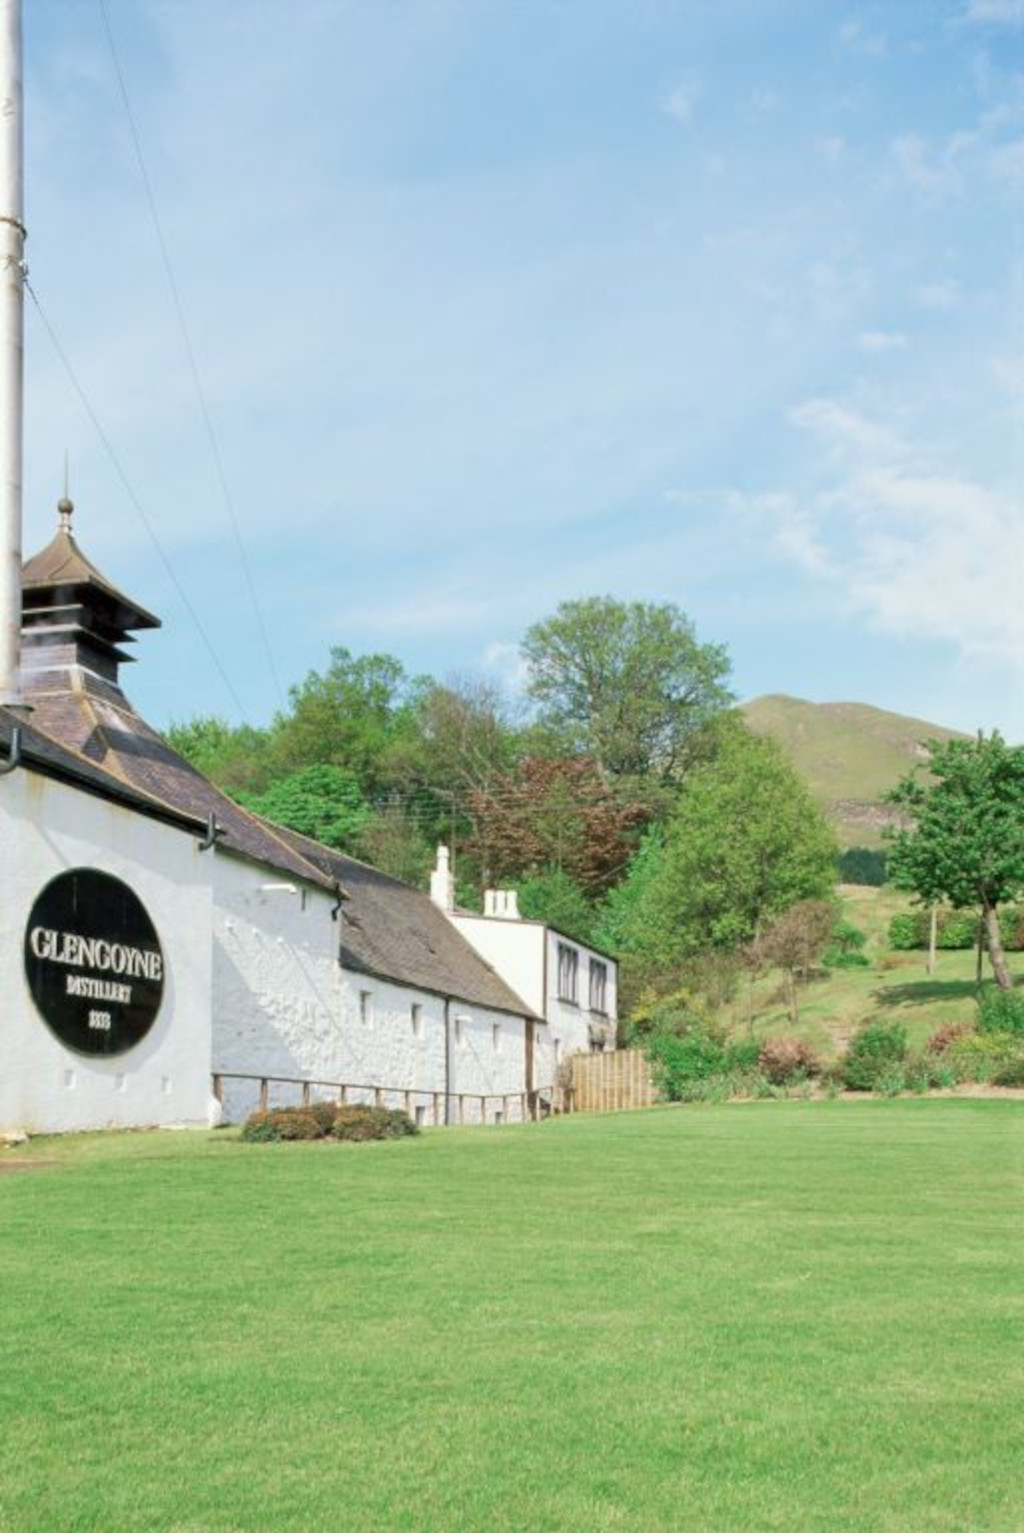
[212,1071,575,1126]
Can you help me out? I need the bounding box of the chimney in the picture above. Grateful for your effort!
[0,0,25,709]
[430,844,454,913]
[483,889,520,920]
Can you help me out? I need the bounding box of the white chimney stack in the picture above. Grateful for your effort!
[430,844,455,913]
[0,0,24,709]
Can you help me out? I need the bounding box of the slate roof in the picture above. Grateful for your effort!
[0,705,204,833]
[21,669,338,892]
[271,825,538,1019]
[17,673,535,1019]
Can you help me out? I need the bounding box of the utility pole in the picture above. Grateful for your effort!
[0,0,24,709]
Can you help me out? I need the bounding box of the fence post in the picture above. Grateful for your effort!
[433,1092,441,1127]
[301,1081,311,1107]
[374,1086,383,1108]
[459,1095,466,1126]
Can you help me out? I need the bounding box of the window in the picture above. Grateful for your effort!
[589,960,608,1015]
[492,1023,501,1052]
[359,990,373,1027]
[454,1015,468,1047]
[414,1104,427,1128]
[411,1003,423,1038]
[557,942,579,1004]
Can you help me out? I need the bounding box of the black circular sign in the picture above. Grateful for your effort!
[24,868,165,1056]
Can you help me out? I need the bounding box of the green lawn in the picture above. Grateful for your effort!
[3,1105,1024,1532]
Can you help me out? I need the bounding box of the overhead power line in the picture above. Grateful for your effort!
[96,0,286,710]
[26,277,250,722]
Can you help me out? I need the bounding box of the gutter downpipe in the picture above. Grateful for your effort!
[0,0,25,716]
[444,997,453,1126]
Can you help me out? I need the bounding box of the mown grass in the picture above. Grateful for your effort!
[2,1103,1024,1531]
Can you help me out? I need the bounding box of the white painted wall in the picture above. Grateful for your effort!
[0,769,213,1134]
[211,856,533,1125]
[446,914,544,1014]
[447,913,618,1078]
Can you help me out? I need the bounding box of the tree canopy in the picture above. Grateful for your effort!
[601,721,837,967]
[887,732,1024,989]
[521,597,733,784]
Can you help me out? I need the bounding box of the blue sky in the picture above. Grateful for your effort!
[19,0,1024,735]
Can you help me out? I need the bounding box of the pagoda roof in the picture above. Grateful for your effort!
[22,505,160,631]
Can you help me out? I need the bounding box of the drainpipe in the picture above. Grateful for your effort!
[444,997,453,1126]
[0,0,25,711]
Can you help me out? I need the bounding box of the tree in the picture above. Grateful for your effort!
[886,732,1024,990]
[166,714,273,795]
[240,765,370,853]
[602,721,838,968]
[271,648,427,797]
[749,899,834,1027]
[516,869,596,944]
[465,755,649,895]
[521,597,733,784]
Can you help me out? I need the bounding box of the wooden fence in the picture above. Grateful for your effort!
[571,1049,658,1114]
[212,1072,574,1127]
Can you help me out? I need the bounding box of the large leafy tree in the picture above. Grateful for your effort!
[521,597,733,784]
[602,721,837,967]
[887,732,1024,990]
[465,755,649,895]
[240,765,371,853]
[272,648,428,797]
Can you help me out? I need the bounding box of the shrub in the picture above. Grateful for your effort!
[888,913,924,951]
[823,920,869,970]
[240,1111,280,1143]
[937,911,980,950]
[945,1032,1020,1084]
[758,1036,821,1084]
[873,1065,906,1097]
[976,985,1024,1036]
[993,1053,1024,1087]
[307,1099,340,1133]
[240,1108,323,1142]
[724,1037,762,1073]
[645,1027,727,1101]
[927,1022,973,1055]
[838,847,887,887]
[843,1021,908,1091]
[902,1051,954,1094]
[331,1106,418,1141]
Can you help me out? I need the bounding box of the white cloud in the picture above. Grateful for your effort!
[746,399,1024,675]
[915,279,961,310]
[663,81,701,123]
[964,0,1024,21]
[838,18,888,55]
[790,398,908,461]
[891,134,965,198]
[480,640,530,693]
[858,330,909,353]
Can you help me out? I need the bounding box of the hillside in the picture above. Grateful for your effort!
[742,694,968,847]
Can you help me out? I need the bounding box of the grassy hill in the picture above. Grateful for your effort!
[742,693,968,847]
[721,883,988,1059]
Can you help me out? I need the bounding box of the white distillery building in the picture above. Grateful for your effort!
[0,502,616,1135]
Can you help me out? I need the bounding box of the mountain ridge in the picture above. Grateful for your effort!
[741,694,970,848]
